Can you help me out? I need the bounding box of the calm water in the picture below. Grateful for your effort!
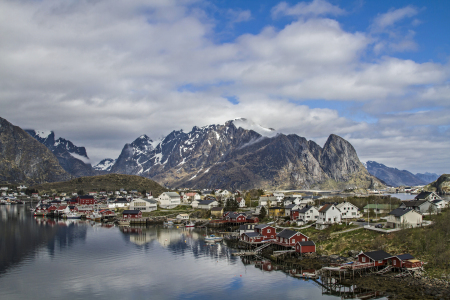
[0,205,382,300]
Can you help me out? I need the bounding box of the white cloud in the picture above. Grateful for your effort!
[0,0,449,174]
[271,0,345,18]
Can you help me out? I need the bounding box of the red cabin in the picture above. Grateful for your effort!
[357,250,392,267]
[241,232,264,243]
[227,212,247,222]
[295,241,316,253]
[275,229,309,246]
[122,210,142,219]
[246,216,259,223]
[254,224,276,240]
[77,195,96,205]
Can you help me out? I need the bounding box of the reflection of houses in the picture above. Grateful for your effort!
[386,208,422,228]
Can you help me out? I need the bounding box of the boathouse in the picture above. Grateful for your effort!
[295,241,316,254]
[357,250,392,267]
[226,212,247,223]
[254,224,276,239]
[275,229,308,246]
[122,210,142,219]
[241,232,264,243]
[390,253,414,268]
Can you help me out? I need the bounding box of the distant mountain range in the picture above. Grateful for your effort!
[364,161,439,187]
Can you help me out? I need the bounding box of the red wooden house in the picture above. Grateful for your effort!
[226,212,247,222]
[246,216,259,223]
[275,229,309,246]
[390,254,423,269]
[241,232,264,243]
[295,241,316,254]
[254,224,276,240]
[77,195,96,205]
[99,209,115,216]
[122,210,142,219]
[357,250,392,267]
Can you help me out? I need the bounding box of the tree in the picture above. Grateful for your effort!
[77,190,84,196]
[259,206,267,220]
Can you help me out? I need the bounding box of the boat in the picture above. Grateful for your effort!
[65,212,81,219]
[185,222,195,228]
[117,219,130,226]
[205,234,223,242]
[164,220,174,227]
[87,211,102,221]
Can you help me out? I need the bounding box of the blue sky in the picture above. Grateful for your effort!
[0,0,449,174]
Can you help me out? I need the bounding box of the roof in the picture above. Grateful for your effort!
[243,232,262,238]
[259,196,277,201]
[164,192,180,198]
[401,200,427,208]
[185,192,197,196]
[415,191,432,200]
[285,204,296,209]
[432,199,443,204]
[255,224,272,229]
[239,224,254,230]
[79,195,95,199]
[268,206,283,210]
[319,204,333,212]
[114,198,129,203]
[298,205,315,213]
[211,207,223,211]
[297,241,315,246]
[389,208,415,217]
[284,196,299,201]
[122,210,141,215]
[361,250,392,261]
[363,204,391,210]
[277,229,298,239]
[396,254,414,261]
[199,199,217,205]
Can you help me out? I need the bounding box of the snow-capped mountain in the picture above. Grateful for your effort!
[25,129,94,177]
[93,158,117,172]
[109,119,382,190]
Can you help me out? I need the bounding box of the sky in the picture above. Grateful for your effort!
[1,0,449,175]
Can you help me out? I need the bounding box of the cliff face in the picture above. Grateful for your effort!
[109,120,383,190]
[423,174,450,194]
[0,117,70,184]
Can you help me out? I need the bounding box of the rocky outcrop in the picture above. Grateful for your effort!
[25,129,94,177]
[0,117,70,184]
[423,174,450,194]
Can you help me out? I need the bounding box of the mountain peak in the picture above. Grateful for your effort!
[231,118,276,137]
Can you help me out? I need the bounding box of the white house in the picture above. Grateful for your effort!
[273,192,285,202]
[197,200,218,210]
[336,201,361,219]
[236,197,246,208]
[295,206,319,224]
[176,213,189,220]
[258,196,278,207]
[284,204,300,217]
[108,198,129,209]
[158,192,181,209]
[399,200,439,215]
[191,200,200,208]
[316,204,342,230]
[129,198,158,212]
[414,191,441,201]
[386,208,423,229]
[183,192,201,203]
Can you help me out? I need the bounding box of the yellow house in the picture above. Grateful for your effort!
[211,207,224,218]
[268,206,284,218]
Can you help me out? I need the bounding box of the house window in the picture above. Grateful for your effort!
[267,229,271,233]
[378,260,382,264]
[393,260,397,265]
[362,257,366,262]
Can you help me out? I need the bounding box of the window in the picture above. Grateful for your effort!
[362,257,366,262]
[267,229,271,233]
[378,260,382,264]
[393,260,397,265]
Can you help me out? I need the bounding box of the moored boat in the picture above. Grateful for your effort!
[65,212,82,219]
[185,222,195,228]
[205,234,223,242]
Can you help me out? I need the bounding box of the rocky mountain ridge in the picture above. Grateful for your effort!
[108,119,383,190]
[25,129,95,177]
[0,117,70,184]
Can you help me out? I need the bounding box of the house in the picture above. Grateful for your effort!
[183,192,200,203]
[77,195,96,205]
[284,204,300,217]
[399,200,438,215]
[315,204,341,230]
[432,199,447,210]
[386,208,423,229]
[254,224,276,240]
[275,229,308,246]
[268,206,284,218]
[246,216,259,223]
[236,197,246,208]
[129,198,158,212]
[197,199,218,210]
[336,201,361,219]
[239,224,256,235]
[357,250,392,267]
[157,192,181,209]
[363,204,392,214]
[292,205,319,223]
[122,210,142,219]
[176,213,189,220]
[88,192,97,196]
[191,199,200,208]
[295,241,316,254]
[211,207,224,218]
[226,212,247,223]
[241,232,265,243]
[99,209,115,216]
[414,191,441,201]
[258,196,278,207]
[390,253,414,269]
[273,192,285,202]
[109,198,129,209]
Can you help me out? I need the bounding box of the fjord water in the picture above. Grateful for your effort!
[0,205,367,300]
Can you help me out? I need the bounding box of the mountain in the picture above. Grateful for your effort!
[415,172,440,184]
[93,159,116,172]
[109,119,383,190]
[0,117,70,184]
[422,174,450,194]
[25,129,95,177]
[365,161,426,187]
[31,174,168,197]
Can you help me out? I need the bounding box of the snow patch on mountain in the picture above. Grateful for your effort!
[232,118,277,137]
[94,159,116,171]
[34,130,53,139]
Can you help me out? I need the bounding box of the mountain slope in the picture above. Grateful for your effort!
[109,119,383,190]
[0,117,70,184]
[423,174,450,194]
[415,172,440,184]
[25,130,94,177]
[365,161,426,187]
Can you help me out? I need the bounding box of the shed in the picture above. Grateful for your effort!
[295,241,316,254]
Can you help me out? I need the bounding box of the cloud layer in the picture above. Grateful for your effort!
[0,0,449,174]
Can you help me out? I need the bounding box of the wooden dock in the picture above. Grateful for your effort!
[232,251,257,256]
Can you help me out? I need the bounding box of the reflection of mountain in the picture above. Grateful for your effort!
[0,206,87,275]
